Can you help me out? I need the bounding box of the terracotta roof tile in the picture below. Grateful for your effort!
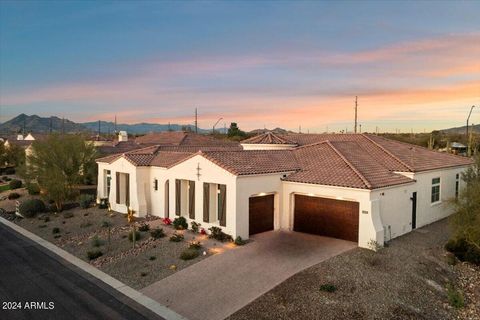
[242,132,297,145]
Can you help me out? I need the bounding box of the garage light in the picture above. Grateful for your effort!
[336,196,344,200]
[308,193,314,196]
[259,192,267,196]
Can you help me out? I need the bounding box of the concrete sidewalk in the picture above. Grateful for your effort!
[141,231,356,320]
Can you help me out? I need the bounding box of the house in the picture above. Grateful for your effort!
[96,132,473,249]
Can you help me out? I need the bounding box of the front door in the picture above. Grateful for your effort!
[411,192,417,229]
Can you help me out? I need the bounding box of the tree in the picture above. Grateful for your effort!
[450,156,480,251]
[25,134,97,211]
[227,122,246,138]
[0,143,25,167]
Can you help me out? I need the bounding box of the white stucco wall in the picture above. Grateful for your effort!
[281,181,381,248]
[235,173,290,239]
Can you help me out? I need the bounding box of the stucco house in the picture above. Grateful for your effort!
[96,132,473,249]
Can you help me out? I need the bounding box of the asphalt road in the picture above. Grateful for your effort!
[0,223,164,320]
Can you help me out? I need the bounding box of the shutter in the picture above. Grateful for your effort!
[125,173,130,207]
[189,181,195,219]
[203,183,210,222]
[175,180,181,216]
[219,184,227,227]
[116,172,120,204]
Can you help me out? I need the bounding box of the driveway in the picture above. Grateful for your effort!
[141,231,356,320]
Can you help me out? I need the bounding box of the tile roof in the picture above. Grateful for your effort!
[242,132,297,145]
[135,131,239,147]
[200,150,300,175]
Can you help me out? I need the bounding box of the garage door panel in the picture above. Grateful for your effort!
[294,195,359,242]
[249,195,274,235]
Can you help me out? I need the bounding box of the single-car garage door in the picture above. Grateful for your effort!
[249,194,274,235]
[294,194,359,242]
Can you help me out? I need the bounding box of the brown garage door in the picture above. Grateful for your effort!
[249,195,274,235]
[294,195,359,242]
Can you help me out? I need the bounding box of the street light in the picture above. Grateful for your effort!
[466,105,476,137]
[212,117,223,134]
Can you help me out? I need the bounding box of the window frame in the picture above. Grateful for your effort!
[431,177,441,204]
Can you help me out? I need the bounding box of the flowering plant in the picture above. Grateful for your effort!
[162,217,172,225]
[200,228,207,235]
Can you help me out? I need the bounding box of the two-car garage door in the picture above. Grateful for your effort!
[294,194,359,242]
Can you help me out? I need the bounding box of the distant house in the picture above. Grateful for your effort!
[96,132,473,249]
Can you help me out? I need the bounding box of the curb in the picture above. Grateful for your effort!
[0,217,187,320]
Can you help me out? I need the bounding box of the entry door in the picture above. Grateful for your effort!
[411,192,417,229]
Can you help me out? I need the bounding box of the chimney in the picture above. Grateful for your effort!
[118,131,128,142]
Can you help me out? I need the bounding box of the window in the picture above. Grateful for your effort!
[153,178,158,191]
[217,184,227,227]
[431,177,440,203]
[455,174,460,200]
[105,170,111,197]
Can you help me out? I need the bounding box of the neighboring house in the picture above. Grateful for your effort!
[96,132,473,249]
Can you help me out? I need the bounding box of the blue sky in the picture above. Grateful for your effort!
[0,1,479,132]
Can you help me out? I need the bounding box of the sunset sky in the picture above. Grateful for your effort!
[0,1,479,133]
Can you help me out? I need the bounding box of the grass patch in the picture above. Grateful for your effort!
[319,284,337,293]
[446,284,464,309]
[0,184,11,192]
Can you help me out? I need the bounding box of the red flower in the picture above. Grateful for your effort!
[200,228,207,235]
[162,217,172,225]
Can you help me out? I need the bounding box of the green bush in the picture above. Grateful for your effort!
[180,248,200,260]
[128,230,141,242]
[79,194,95,209]
[191,221,201,233]
[445,238,480,265]
[208,226,233,242]
[8,192,21,200]
[91,235,103,247]
[169,233,184,242]
[234,236,246,246]
[19,199,46,218]
[447,284,464,309]
[52,227,60,234]
[138,223,150,232]
[150,228,165,239]
[149,256,156,261]
[173,217,188,230]
[87,249,103,260]
[319,284,337,293]
[26,183,40,195]
[189,241,202,249]
[9,179,22,190]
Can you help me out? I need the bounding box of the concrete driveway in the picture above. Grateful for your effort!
[141,231,356,320]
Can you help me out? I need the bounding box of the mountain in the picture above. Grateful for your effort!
[439,124,480,134]
[249,127,292,135]
[81,121,213,135]
[0,114,88,134]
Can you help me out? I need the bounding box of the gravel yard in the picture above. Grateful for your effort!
[228,219,479,320]
[0,193,228,290]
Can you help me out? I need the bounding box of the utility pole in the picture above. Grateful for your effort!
[466,105,475,137]
[62,117,65,134]
[98,120,101,136]
[354,96,358,133]
[114,115,117,133]
[195,108,198,134]
[359,124,362,133]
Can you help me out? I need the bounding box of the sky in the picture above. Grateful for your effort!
[0,0,479,133]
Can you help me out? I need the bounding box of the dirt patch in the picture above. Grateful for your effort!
[228,219,479,320]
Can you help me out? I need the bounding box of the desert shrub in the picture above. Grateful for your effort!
[52,227,60,234]
[100,220,112,228]
[19,199,45,218]
[234,236,246,246]
[320,284,337,293]
[38,224,47,228]
[79,194,95,209]
[54,234,61,239]
[189,241,202,249]
[62,211,74,219]
[140,272,148,277]
[91,235,103,247]
[4,177,11,181]
[9,179,22,190]
[445,238,480,265]
[128,230,141,242]
[208,226,233,242]
[169,233,184,242]
[150,228,165,239]
[138,223,150,232]
[446,284,464,309]
[8,192,20,200]
[26,183,40,195]
[173,217,188,230]
[80,221,92,228]
[180,248,200,260]
[191,221,201,233]
[149,256,156,261]
[87,249,103,260]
